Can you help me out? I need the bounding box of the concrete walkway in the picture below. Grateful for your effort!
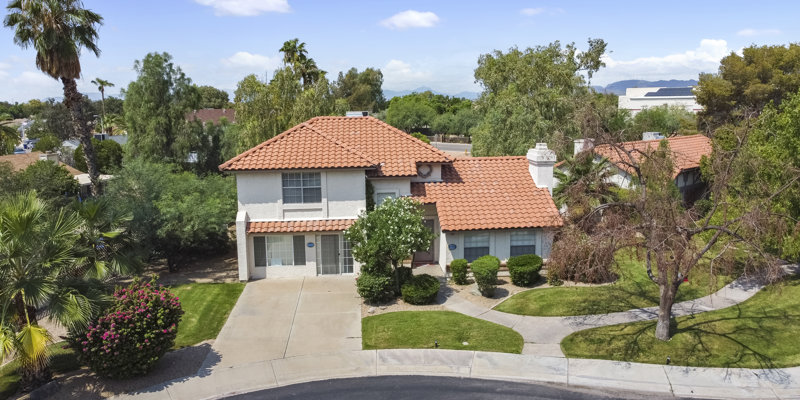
[114,349,800,400]
[211,276,361,368]
[441,265,798,357]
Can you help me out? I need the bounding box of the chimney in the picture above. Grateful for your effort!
[527,143,556,194]
[573,138,595,155]
[39,152,59,163]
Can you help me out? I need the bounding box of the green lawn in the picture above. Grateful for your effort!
[0,282,244,399]
[362,311,523,354]
[494,256,733,316]
[561,275,800,368]
[171,282,245,348]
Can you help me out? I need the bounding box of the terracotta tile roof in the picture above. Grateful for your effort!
[219,123,377,171]
[0,152,83,176]
[220,116,451,176]
[411,157,562,232]
[186,108,236,124]
[247,219,356,233]
[592,134,712,178]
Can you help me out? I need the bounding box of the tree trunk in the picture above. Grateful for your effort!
[392,260,401,295]
[13,294,52,391]
[655,283,676,341]
[61,77,100,196]
[100,89,106,134]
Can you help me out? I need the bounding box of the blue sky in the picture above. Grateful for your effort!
[0,0,796,102]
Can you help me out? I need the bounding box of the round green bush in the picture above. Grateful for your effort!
[401,274,441,305]
[357,272,394,303]
[507,254,543,287]
[471,255,500,297]
[67,279,183,378]
[450,259,469,285]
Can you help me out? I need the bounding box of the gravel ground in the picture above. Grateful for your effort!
[22,341,216,400]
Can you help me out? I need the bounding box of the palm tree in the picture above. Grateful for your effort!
[0,193,139,390]
[4,0,104,196]
[279,38,307,66]
[90,78,114,134]
[0,113,19,155]
[553,151,618,219]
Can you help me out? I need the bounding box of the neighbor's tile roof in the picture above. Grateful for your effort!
[220,116,451,177]
[0,152,83,176]
[186,108,236,124]
[247,219,356,233]
[219,123,376,171]
[411,157,562,232]
[592,134,712,178]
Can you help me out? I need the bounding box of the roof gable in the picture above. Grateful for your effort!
[219,123,376,171]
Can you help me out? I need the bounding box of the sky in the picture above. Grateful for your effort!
[0,0,796,102]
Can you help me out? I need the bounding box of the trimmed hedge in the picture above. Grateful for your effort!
[357,272,394,304]
[450,259,469,285]
[471,255,500,297]
[507,254,543,287]
[401,274,441,305]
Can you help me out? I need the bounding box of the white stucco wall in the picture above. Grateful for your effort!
[410,163,443,182]
[369,177,411,203]
[246,232,361,279]
[438,228,555,269]
[236,169,366,221]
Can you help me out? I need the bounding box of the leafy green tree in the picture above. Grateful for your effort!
[15,160,80,207]
[26,98,95,141]
[471,39,607,158]
[31,133,61,152]
[385,95,437,132]
[90,78,114,134]
[5,0,104,194]
[431,107,480,136]
[0,192,138,390]
[123,52,200,162]
[553,151,617,216]
[0,113,18,155]
[74,138,123,174]
[576,92,633,141]
[197,85,231,109]
[333,67,387,112]
[344,197,434,293]
[632,105,697,138]
[696,43,800,129]
[174,118,229,174]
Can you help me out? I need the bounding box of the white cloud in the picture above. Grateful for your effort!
[194,0,290,16]
[382,59,433,89]
[737,28,781,37]
[380,10,440,30]
[594,39,730,85]
[520,8,545,16]
[221,51,280,71]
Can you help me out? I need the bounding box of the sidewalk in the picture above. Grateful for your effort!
[113,349,800,400]
[441,265,797,357]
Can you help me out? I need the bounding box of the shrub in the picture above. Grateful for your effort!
[548,226,616,283]
[410,132,431,144]
[507,254,543,287]
[401,274,441,305]
[471,255,500,297]
[394,266,414,292]
[357,272,394,303]
[67,279,183,378]
[450,259,469,285]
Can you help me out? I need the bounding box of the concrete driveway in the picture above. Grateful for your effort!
[212,276,361,368]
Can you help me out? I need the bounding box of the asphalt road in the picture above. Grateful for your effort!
[431,141,472,156]
[224,375,678,400]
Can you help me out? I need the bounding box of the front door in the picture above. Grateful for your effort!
[319,235,340,275]
[413,219,436,264]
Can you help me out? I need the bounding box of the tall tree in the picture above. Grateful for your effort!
[196,85,231,109]
[123,52,200,162]
[471,39,607,158]
[385,94,437,132]
[4,0,104,195]
[631,105,697,137]
[333,67,386,112]
[90,78,114,134]
[278,38,323,88]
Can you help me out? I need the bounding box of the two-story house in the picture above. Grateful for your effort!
[220,116,563,281]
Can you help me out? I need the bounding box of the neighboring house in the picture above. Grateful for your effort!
[186,108,236,125]
[219,116,562,281]
[569,134,712,205]
[618,87,701,116]
[0,151,112,197]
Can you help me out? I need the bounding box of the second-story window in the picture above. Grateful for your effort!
[282,172,322,204]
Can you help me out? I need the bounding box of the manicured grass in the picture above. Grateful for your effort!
[170,282,245,348]
[0,343,80,400]
[494,256,733,316]
[561,275,800,368]
[362,311,523,354]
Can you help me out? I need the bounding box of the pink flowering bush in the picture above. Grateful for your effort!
[67,279,184,378]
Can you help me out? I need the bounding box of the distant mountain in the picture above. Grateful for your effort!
[383,86,479,100]
[598,79,698,96]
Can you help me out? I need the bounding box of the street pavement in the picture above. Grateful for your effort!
[431,141,471,157]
